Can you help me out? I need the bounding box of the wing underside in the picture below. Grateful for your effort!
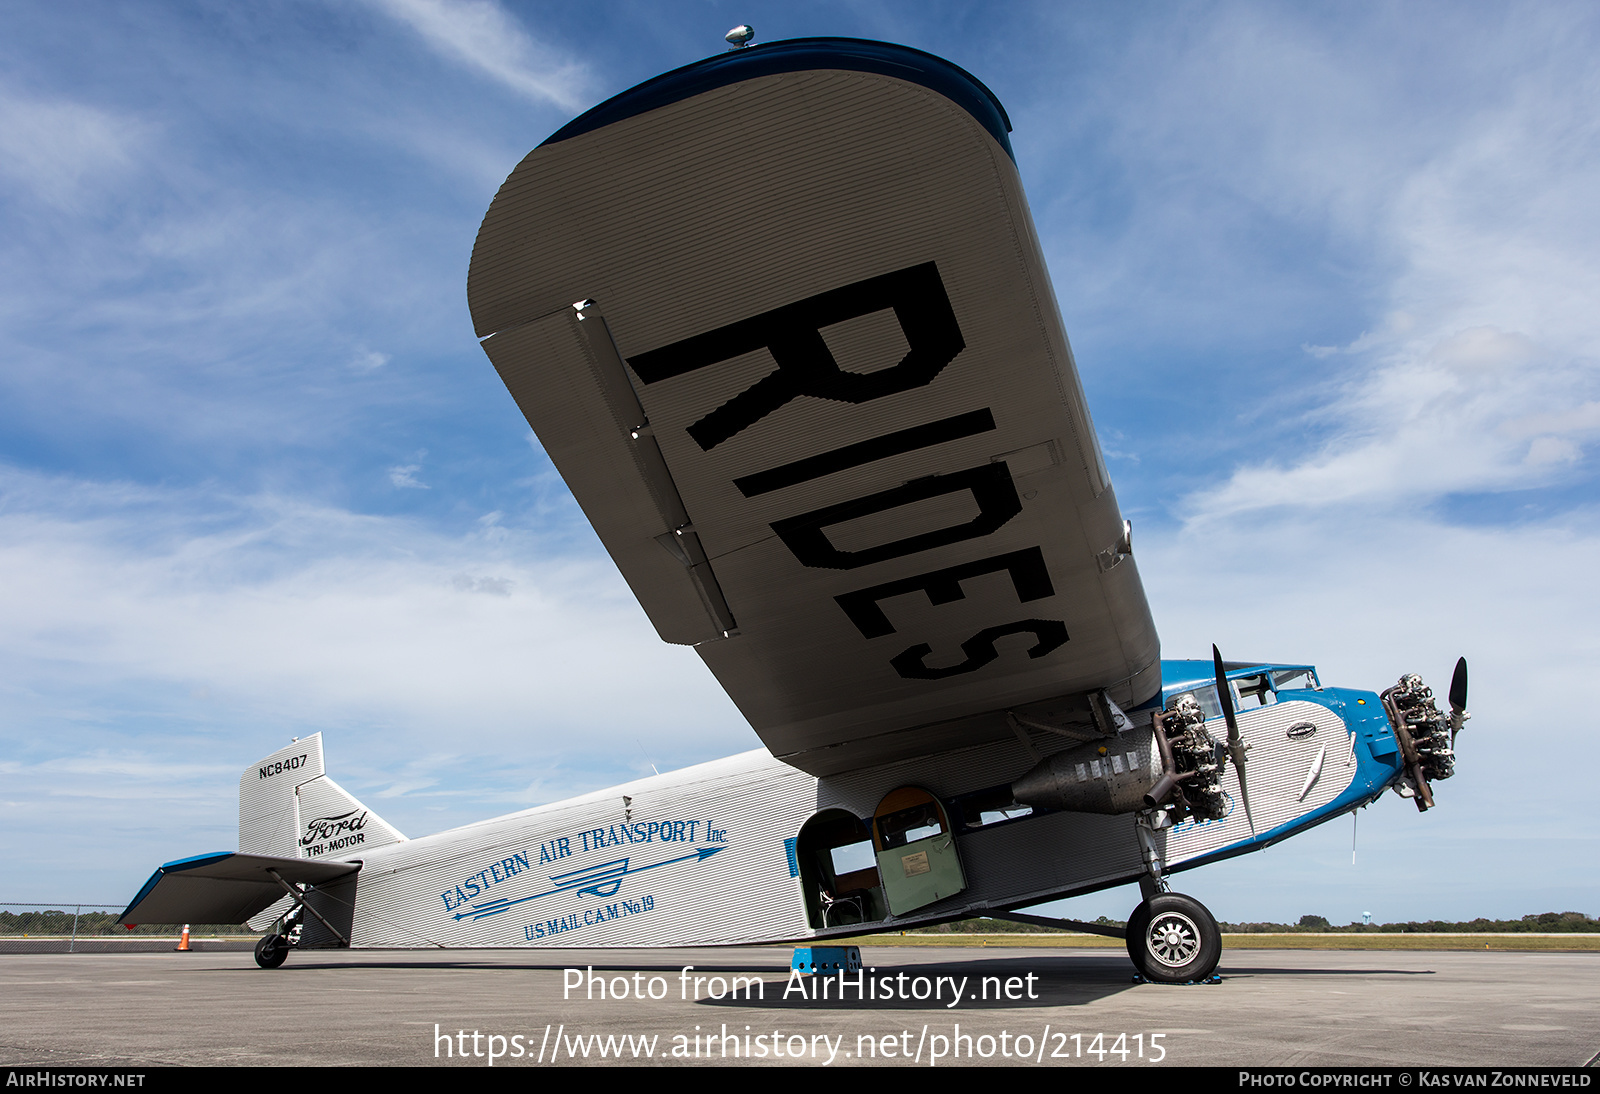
[118,852,359,926]
[469,42,1160,774]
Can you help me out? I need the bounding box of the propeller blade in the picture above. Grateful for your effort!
[1211,645,1238,737]
[1449,657,1468,709]
[1213,644,1256,835]
[1448,656,1469,740]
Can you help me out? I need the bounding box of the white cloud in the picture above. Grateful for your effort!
[1180,39,1600,524]
[388,464,429,489]
[0,91,146,210]
[452,573,512,596]
[1502,401,1600,442]
[1524,436,1581,467]
[351,348,390,372]
[0,467,744,759]
[368,0,589,111]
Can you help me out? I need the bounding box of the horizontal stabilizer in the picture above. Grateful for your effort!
[118,852,359,926]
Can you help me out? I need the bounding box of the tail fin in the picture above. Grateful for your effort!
[239,734,405,860]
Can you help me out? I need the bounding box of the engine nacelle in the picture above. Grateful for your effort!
[1010,726,1161,815]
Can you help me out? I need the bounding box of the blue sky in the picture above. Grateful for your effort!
[2,1,1596,925]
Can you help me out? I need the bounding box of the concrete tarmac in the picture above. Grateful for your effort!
[1,946,1595,1067]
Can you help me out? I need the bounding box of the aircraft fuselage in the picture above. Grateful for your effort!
[295,660,1402,949]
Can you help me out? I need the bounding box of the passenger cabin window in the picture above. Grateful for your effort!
[949,784,1034,831]
[830,840,876,876]
[877,802,944,850]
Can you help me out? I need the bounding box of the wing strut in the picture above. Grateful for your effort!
[985,909,1126,939]
[266,867,350,948]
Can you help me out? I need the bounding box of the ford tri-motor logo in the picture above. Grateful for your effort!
[301,809,368,847]
[1285,722,1318,740]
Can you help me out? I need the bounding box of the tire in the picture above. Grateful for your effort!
[1125,901,1152,974]
[1135,893,1221,983]
[254,933,289,969]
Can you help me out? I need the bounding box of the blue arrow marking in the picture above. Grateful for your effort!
[456,846,726,921]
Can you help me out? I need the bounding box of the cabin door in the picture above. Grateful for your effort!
[873,787,967,915]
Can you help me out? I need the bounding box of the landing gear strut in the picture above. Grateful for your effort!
[1127,811,1223,983]
[252,868,345,969]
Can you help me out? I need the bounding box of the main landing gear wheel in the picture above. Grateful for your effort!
[254,933,289,969]
[1127,894,1221,983]
[1125,902,1152,971]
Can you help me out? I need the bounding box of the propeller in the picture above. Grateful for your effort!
[1447,656,1470,742]
[1213,644,1256,835]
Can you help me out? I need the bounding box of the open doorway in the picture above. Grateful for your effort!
[795,809,885,929]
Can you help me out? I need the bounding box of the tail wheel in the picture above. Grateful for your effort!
[254,933,289,969]
[1128,893,1221,983]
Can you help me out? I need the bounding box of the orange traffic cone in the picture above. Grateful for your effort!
[176,924,191,952]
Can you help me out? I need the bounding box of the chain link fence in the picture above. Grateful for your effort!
[2,903,248,952]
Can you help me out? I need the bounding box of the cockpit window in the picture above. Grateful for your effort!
[1171,669,1318,717]
[1234,674,1275,706]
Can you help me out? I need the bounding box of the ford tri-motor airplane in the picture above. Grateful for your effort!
[120,36,1468,983]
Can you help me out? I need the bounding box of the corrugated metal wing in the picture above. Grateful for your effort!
[470,49,1160,775]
